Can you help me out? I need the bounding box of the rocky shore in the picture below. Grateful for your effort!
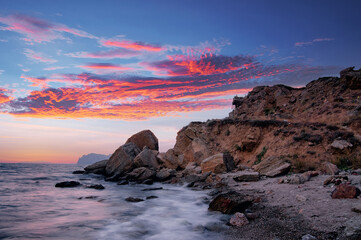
[68,67,361,239]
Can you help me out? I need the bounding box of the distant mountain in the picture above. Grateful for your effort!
[77,153,111,166]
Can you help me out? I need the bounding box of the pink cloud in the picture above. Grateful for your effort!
[100,39,165,52]
[24,49,57,63]
[0,14,97,43]
[78,63,133,72]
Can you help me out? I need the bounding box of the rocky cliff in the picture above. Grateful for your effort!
[165,67,361,172]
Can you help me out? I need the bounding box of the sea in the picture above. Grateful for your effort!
[0,163,227,240]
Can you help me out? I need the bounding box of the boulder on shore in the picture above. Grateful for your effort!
[253,156,291,177]
[125,130,159,151]
[209,191,253,214]
[105,142,141,177]
[331,184,361,199]
[201,153,226,174]
[84,160,108,175]
[133,147,160,170]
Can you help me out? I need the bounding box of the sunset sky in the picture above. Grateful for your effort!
[1,0,360,163]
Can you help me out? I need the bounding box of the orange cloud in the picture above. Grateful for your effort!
[0,88,12,103]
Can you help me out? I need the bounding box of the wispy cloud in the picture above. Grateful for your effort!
[43,66,66,71]
[78,63,133,73]
[24,49,57,63]
[295,38,334,47]
[65,48,140,59]
[100,39,165,52]
[0,14,97,43]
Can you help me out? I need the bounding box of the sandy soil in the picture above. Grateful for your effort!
[214,174,361,240]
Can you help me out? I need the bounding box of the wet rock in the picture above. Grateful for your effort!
[301,234,317,240]
[331,139,353,150]
[209,191,253,214]
[201,153,226,174]
[126,167,155,182]
[125,129,159,151]
[229,212,249,227]
[84,160,108,175]
[55,181,81,188]
[141,187,163,191]
[185,174,201,183]
[133,147,160,170]
[142,179,154,185]
[331,184,361,199]
[156,168,173,181]
[86,184,105,190]
[146,196,158,200]
[72,170,85,174]
[125,197,144,202]
[105,142,141,177]
[253,156,290,177]
[78,196,98,200]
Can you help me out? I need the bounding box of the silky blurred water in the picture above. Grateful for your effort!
[0,163,225,240]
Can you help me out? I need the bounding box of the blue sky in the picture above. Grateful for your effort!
[0,0,360,163]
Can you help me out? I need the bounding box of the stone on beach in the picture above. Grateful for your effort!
[84,160,108,175]
[229,212,249,227]
[201,153,226,174]
[331,184,361,199]
[55,181,81,188]
[209,191,253,214]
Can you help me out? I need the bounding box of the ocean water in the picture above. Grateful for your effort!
[0,163,226,240]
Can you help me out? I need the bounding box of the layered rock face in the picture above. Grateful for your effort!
[164,67,361,172]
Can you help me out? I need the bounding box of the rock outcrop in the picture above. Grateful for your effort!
[164,67,361,173]
[125,129,159,151]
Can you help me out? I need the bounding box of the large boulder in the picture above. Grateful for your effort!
[201,153,226,174]
[125,130,159,151]
[253,156,291,177]
[133,147,160,170]
[105,142,141,177]
[209,191,253,214]
[158,149,180,169]
[84,160,108,175]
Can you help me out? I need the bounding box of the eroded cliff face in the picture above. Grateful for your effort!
[166,67,361,172]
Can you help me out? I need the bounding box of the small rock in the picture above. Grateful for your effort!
[229,212,249,227]
[296,194,307,202]
[86,184,105,190]
[125,197,144,202]
[142,179,154,185]
[301,234,317,240]
[320,162,339,175]
[244,211,258,220]
[146,196,158,200]
[331,139,353,150]
[72,170,85,174]
[55,181,81,188]
[331,184,361,199]
[351,206,361,213]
